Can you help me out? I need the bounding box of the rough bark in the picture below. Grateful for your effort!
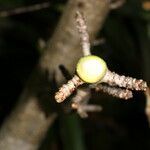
[0,0,110,149]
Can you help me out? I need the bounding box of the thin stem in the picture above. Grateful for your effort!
[71,88,102,118]
[55,75,84,103]
[72,89,90,104]
[93,84,133,100]
[102,70,147,91]
[109,0,125,9]
[71,89,90,118]
[75,11,91,56]
[81,105,102,112]
[0,2,50,17]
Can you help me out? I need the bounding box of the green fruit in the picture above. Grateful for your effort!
[76,55,107,83]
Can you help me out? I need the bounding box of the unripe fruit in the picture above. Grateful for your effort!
[76,55,107,83]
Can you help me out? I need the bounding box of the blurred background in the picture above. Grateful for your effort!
[0,0,150,150]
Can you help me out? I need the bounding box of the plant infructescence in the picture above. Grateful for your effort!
[55,11,147,117]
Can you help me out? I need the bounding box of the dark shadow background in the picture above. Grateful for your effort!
[0,0,150,150]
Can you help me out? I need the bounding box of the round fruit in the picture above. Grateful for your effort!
[76,55,107,83]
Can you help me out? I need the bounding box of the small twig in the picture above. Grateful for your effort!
[0,2,50,17]
[55,75,84,103]
[109,0,126,9]
[92,38,106,46]
[72,104,102,118]
[72,103,88,118]
[71,88,90,104]
[102,70,147,91]
[71,89,102,118]
[71,89,91,118]
[92,84,133,100]
[71,88,90,118]
[75,11,91,56]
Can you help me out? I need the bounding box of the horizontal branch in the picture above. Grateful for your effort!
[0,2,50,17]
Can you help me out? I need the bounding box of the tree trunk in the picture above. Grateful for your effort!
[0,0,110,149]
